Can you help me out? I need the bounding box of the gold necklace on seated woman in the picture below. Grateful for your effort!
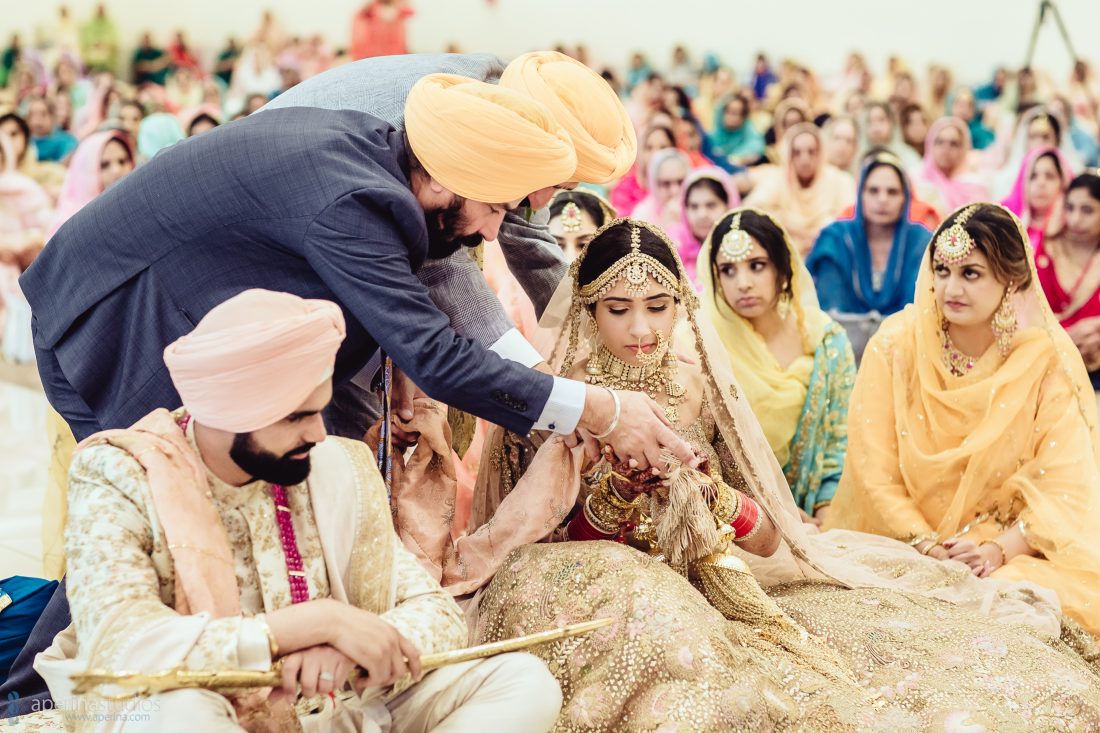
[585,330,685,424]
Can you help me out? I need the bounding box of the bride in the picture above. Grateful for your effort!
[386,217,1100,731]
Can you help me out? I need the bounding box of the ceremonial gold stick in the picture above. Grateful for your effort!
[71,618,612,700]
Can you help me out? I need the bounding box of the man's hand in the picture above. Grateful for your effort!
[579,387,698,470]
[324,605,422,688]
[272,645,355,701]
[390,367,427,449]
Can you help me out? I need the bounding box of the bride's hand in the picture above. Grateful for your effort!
[609,462,663,501]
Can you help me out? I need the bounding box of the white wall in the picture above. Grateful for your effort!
[3,0,1094,84]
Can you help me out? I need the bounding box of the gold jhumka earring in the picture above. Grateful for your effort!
[991,285,1018,357]
[777,291,792,320]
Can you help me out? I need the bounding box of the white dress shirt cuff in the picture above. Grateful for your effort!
[533,377,585,433]
[237,617,274,671]
[488,328,544,368]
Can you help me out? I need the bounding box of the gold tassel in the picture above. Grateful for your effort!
[650,464,721,569]
[692,553,857,687]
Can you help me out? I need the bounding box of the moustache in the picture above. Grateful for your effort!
[284,443,316,459]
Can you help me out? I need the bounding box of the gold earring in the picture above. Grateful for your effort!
[777,291,792,320]
[585,330,603,382]
[991,286,1017,357]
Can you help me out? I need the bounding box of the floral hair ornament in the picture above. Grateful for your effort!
[718,213,753,263]
[560,201,584,233]
[934,204,979,266]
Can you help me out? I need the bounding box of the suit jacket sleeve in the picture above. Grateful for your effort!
[302,190,553,435]
[496,207,568,319]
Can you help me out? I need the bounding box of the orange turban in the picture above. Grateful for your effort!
[163,289,346,433]
[501,52,636,184]
[404,73,577,203]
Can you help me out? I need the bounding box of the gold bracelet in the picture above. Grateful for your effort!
[919,541,942,556]
[254,613,279,660]
[980,539,1008,567]
[709,481,740,525]
[584,495,624,535]
[908,533,939,549]
[601,473,638,511]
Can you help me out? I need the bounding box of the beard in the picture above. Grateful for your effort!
[425,197,484,259]
[230,432,316,486]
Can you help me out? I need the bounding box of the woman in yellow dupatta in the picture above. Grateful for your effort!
[826,202,1100,638]
[697,207,854,522]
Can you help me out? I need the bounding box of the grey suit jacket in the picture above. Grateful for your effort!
[263,53,567,347]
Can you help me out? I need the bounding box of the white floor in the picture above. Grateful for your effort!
[0,380,49,579]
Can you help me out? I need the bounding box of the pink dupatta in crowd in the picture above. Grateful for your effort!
[1000,145,1073,250]
[667,166,739,286]
[911,116,988,214]
[48,129,133,238]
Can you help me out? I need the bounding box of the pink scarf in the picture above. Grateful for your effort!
[914,116,987,211]
[1000,145,1072,249]
[75,409,241,618]
[668,166,739,286]
[48,129,132,238]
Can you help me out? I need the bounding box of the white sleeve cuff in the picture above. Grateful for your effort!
[488,328,544,368]
[237,617,274,671]
[532,377,585,433]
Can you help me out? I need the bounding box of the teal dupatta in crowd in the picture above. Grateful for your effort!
[782,320,855,513]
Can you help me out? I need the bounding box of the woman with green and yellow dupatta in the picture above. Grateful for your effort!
[697,208,854,522]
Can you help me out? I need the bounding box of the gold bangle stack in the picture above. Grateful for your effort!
[709,480,741,526]
[584,495,624,535]
[601,473,638,511]
[908,533,939,549]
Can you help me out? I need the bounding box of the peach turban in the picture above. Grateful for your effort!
[403,73,577,203]
[163,289,346,433]
[501,51,637,184]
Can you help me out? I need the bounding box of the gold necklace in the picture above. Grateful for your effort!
[586,342,685,423]
[940,318,975,377]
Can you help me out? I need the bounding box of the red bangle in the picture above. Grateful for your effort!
[729,494,760,539]
[568,510,615,541]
